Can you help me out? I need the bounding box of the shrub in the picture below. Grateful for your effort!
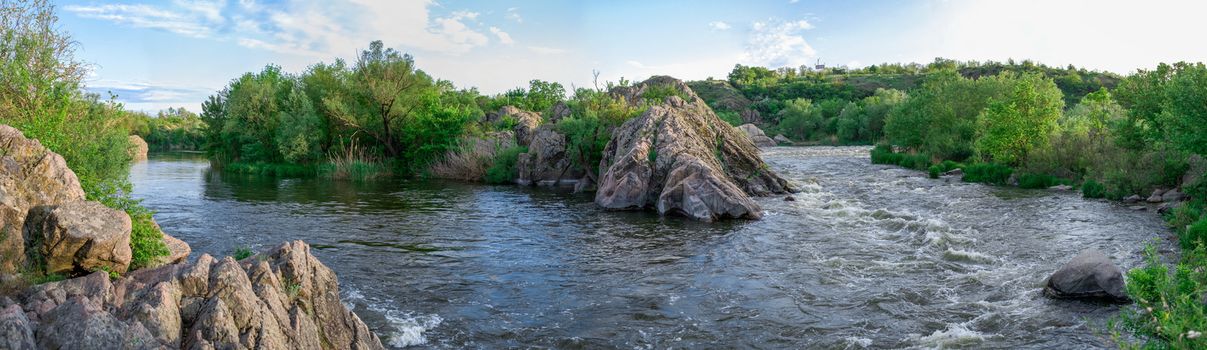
[1181,218,1207,250]
[1018,173,1070,189]
[1082,179,1107,199]
[641,83,691,104]
[1117,246,1207,349]
[939,160,964,173]
[870,144,899,165]
[429,135,516,181]
[962,163,1014,185]
[484,146,527,184]
[928,165,941,179]
[232,247,254,260]
[716,111,743,126]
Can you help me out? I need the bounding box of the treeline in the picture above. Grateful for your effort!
[122,107,205,151]
[690,58,1120,145]
[0,1,167,274]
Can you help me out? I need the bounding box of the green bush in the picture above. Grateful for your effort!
[232,247,254,260]
[938,160,963,173]
[484,146,527,184]
[1181,218,1207,250]
[1018,173,1070,189]
[928,165,941,179]
[716,111,743,126]
[962,163,1013,185]
[1117,246,1207,349]
[1082,179,1107,199]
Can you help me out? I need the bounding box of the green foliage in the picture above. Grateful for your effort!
[124,107,206,151]
[928,165,941,179]
[1182,218,1207,251]
[869,144,930,170]
[484,146,526,184]
[973,73,1064,165]
[885,71,1011,160]
[1117,246,1207,349]
[233,247,254,260]
[716,111,742,126]
[641,83,691,104]
[1017,173,1069,189]
[961,163,1014,185]
[490,80,566,113]
[1081,179,1107,199]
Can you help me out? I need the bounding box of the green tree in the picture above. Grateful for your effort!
[973,73,1064,165]
[325,40,433,159]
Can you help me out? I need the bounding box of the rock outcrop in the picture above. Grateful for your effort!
[1043,249,1129,303]
[39,201,133,275]
[737,124,777,148]
[493,106,542,147]
[0,125,87,275]
[595,76,793,221]
[3,241,383,349]
[515,125,582,186]
[773,134,794,146]
[548,102,572,123]
[128,135,148,162]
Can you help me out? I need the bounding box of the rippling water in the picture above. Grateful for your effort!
[129,147,1169,349]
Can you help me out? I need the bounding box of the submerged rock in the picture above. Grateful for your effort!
[737,124,777,148]
[1043,249,1129,303]
[1123,195,1143,203]
[128,135,148,162]
[595,76,793,221]
[13,241,383,349]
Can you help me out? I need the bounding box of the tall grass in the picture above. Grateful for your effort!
[429,133,517,181]
[317,140,391,181]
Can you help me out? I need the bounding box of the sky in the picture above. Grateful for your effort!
[54,0,1207,113]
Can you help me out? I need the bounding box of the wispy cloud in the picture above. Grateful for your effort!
[64,3,215,38]
[741,18,816,68]
[708,21,730,30]
[490,27,514,45]
[506,7,523,23]
[85,80,215,112]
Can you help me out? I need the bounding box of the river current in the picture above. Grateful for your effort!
[129,147,1167,349]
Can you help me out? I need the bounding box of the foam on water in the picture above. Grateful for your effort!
[384,311,443,348]
[913,322,989,348]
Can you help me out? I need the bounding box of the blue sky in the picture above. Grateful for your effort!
[56,0,1207,113]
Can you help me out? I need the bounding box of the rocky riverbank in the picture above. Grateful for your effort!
[0,125,382,349]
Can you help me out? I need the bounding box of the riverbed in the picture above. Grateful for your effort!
[129,147,1167,349]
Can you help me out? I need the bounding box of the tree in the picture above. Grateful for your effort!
[974,73,1064,165]
[325,40,433,159]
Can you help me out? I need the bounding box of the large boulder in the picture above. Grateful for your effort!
[15,241,384,349]
[516,125,582,186]
[548,101,572,123]
[737,124,777,148]
[491,106,542,147]
[1043,249,1129,303]
[127,135,148,162]
[38,201,133,275]
[596,76,793,221]
[0,125,87,275]
[0,303,34,349]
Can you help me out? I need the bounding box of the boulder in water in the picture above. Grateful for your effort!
[773,134,793,146]
[1147,189,1166,203]
[516,125,581,186]
[1043,249,1129,303]
[595,76,793,221]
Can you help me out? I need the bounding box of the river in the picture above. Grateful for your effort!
[128,147,1167,349]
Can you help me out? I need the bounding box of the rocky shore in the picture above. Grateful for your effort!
[0,125,383,349]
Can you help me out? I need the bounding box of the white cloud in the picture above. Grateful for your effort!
[789,0,800,3]
[64,4,214,38]
[490,27,514,45]
[740,18,816,68]
[527,46,566,55]
[506,7,523,23]
[708,21,730,30]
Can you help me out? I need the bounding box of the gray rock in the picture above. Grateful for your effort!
[0,125,89,274]
[1162,188,1185,202]
[943,168,964,177]
[0,304,34,350]
[128,135,148,162]
[1043,249,1129,303]
[737,124,777,148]
[38,201,133,275]
[1123,195,1143,203]
[548,101,572,123]
[773,134,794,145]
[596,76,793,221]
[516,125,582,186]
[1147,189,1167,203]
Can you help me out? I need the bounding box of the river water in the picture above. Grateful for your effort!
[129,147,1168,349]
